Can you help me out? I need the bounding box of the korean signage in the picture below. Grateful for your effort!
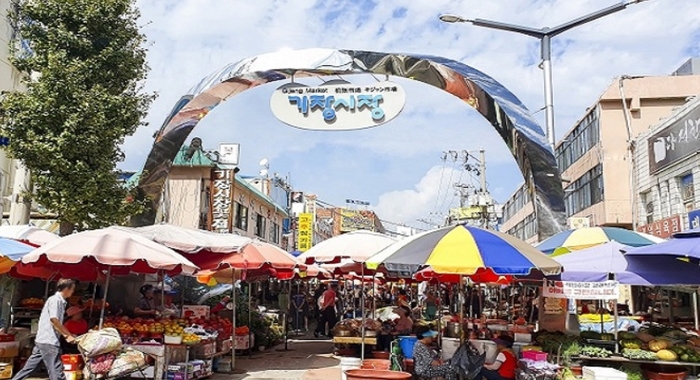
[689,209,700,229]
[648,105,700,173]
[340,209,376,232]
[297,213,313,252]
[543,281,619,300]
[637,215,681,239]
[270,81,406,131]
[210,169,233,233]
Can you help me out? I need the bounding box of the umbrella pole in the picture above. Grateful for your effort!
[372,273,376,319]
[98,267,112,329]
[44,273,56,299]
[248,282,252,358]
[459,277,465,345]
[160,270,165,309]
[88,283,97,322]
[694,292,699,331]
[613,301,619,353]
[599,300,604,334]
[360,265,365,361]
[231,271,236,371]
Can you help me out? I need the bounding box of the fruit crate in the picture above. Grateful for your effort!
[234,334,253,350]
[216,339,231,353]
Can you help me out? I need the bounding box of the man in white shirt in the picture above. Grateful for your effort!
[13,279,77,380]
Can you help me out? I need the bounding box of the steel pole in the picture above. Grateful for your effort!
[541,35,555,148]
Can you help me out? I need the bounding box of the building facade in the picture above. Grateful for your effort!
[160,141,288,247]
[501,69,700,241]
[634,95,700,238]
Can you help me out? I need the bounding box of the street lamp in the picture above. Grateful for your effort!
[439,0,649,148]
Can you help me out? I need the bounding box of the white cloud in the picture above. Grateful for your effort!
[374,165,464,227]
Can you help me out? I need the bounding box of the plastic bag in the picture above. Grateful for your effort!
[78,328,123,358]
[107,349,147,378]
[87,352,116,375]
[450,341,486,379]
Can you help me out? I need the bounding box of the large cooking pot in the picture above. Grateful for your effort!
[445,322,461,338]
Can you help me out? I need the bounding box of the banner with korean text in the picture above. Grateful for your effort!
[543,280,619,300]
[297,213,313,252]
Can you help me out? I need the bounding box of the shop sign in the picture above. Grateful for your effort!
[648,105,700,173]
[689,209,700,229]
[340,209,376,232]
[637,215,681,239]
[543,280,619,300]
[297,213,313,252]
[270,81,406,131]
[210,169,233,233]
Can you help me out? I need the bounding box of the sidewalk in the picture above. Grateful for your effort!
[222,339,340,380]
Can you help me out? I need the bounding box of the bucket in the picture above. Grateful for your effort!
[340,357,362,380]
[345,369,412,380]
[398,336,418,359]
[361,359,390,370]
[217,357,232,373]
[441,337,460,360]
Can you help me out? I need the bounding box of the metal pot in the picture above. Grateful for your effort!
[445,322,460,338]
[364,330,377,337]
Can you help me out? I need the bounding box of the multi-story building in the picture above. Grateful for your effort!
[501,62,700,241]
[634,95,700,238]
[315,207,385,237]
[156,139,288,247]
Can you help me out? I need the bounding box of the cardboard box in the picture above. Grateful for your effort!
[193,342,215,358]
[216,339,231,353]
[0,342,19,357]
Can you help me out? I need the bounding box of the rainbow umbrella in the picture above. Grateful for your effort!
[537,226,662,256]
[366,225,561,276]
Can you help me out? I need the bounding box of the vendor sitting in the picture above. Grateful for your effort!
[134,285,159,317]
[378,306,413,351]
[479,335,516,380]
[413,325,457,380]
[64,306,89,336]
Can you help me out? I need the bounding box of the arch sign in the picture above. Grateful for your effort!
[134,48,566,241]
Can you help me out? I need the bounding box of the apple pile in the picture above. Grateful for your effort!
[102,315,233,339]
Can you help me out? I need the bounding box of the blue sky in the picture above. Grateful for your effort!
[123,0,700,229]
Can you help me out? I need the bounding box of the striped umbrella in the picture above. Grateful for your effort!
[366,225,561,276]
[537,227,662,255]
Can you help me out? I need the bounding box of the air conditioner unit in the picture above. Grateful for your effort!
[567,217,590,229]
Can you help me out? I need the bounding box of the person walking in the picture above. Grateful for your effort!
[314,283,338,338]
[13,279,77,380]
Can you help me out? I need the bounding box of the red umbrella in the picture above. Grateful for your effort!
[414,267,512,285]
[197,241,304,283]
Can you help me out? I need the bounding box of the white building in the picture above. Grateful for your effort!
[634,95,700,237]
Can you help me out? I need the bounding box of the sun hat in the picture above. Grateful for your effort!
[66,306,84,318]
[492,334,514,347]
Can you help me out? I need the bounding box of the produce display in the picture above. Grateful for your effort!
[234,326,250,336]
[102,315,233,341]
[622,348,658,361]
[579,346,612,358]
[19,298,44,308]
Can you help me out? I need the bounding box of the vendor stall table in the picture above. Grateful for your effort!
[575,355,700,367]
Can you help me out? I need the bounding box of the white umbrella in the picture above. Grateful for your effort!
[0,225,58,246]
[297,230,396,264]
[115,224,251,253]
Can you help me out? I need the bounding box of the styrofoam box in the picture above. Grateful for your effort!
[583,366,627,380]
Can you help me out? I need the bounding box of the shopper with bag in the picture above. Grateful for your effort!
[13,279,78,380]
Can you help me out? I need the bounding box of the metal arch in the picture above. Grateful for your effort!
[133,48,566,240]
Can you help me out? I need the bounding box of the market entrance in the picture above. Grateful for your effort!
[133,48,566,240]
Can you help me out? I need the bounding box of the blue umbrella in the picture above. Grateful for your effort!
[0,237,34,261]
[553,241,651,285]
[623,229,700,285]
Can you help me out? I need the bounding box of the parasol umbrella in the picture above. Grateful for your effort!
[114,223,251,253]
[552,241,651,285]
[537,227,662,255]
[623,228,700,285]
[366,225,562,276]
[16,227,199,327]
[296,230,396,264]
[0,225,58,247]
[0,238,34,275]
[414,267,512,285]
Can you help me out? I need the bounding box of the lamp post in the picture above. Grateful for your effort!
[439,0,648,148]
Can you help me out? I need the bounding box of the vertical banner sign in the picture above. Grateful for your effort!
[297,213,313,252]
[210,169,233,233]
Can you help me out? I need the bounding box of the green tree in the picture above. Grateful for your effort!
[0,0,154,234]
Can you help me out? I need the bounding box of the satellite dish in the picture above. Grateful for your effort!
[259,158,269,167]
[259,169,268,177]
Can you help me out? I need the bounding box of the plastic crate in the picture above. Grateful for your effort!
[583,366,627,380]
[522,351,548,361]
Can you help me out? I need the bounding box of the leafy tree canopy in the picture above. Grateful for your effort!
[0,0,154,232]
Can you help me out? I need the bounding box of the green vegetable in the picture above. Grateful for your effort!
[580,346,612,358]
[622,348,657,361]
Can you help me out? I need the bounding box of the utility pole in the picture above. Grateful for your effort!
[9,162,31,225]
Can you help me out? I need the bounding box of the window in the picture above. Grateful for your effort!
[641,191,654,224]
[555,108,600,172]
[269,222,280,244]
[564,164,604,216]
[505,214,537,241]
[680,173,694,204]
[503,185,531,221]
[234,202,248,231]
[254,213,266,238]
